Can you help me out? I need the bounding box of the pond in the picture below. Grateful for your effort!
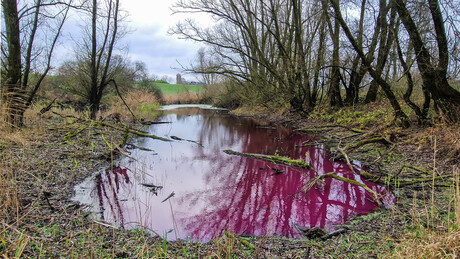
[72,104,392,242]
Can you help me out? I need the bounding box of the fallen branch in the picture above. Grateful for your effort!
[52,112,171,142]
[398,174,454,187]
[225,231,255,250]
[397,163,434,176]
[39,98,56,115]
[320,227,349,240]
[161,192,175,203]
[93,220,119,230]
[171,135,203,147]
[359,171,382,183]
[298,124,365,134]
[337,144,356,173]
[140,121,172,125]
[344,136,391,153]
[359,168,453,188]
[307,172,382,206]
[223,150,313,169]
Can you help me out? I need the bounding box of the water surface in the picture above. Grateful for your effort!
[73,105,392,241]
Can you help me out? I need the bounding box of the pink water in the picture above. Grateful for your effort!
[73,105,392,241]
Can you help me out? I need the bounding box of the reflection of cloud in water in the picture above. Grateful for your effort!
[73,106,392,241]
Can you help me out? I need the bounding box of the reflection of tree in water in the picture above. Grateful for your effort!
[95,166,130,228]
[96,107,391,241]
[171,113,388,241]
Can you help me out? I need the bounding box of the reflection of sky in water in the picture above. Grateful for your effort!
[73,105,392,241]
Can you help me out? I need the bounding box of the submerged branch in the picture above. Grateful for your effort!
[307,172,382,206]
[223,150,313,169]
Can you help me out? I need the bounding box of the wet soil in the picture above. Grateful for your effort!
[1,108,458,258]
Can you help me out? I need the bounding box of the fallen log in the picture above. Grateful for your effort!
[293,223,349,240]
[223,150,313,169]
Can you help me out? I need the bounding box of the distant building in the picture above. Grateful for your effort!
[176,74,182,84]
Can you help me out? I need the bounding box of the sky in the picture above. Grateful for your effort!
[118,1,206,81]
[55,0,209,82]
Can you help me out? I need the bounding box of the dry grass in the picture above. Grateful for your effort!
[0,106,44,222]
[162,92,204,105]
[390,167,460,258]
[408,124,460,164]
[105,89,161,121]
[0,152,20,223]
[393,230,460,258]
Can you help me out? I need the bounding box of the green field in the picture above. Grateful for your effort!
[155,82,204,95]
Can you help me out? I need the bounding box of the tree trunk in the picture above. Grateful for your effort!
[2,0,23,126]
[329,0,409,127]
[329,0,343,107]
[394,0,460,122]
[89,0,98,119]
[365,0,394,103]
[345,0,366,105]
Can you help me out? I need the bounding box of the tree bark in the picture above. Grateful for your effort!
[365,0,395,103]
[345,0,366,105]
[89,0,98,119]
[327,0,343,107]
[2,0,23,126]
[329,0,410,127]
[393,0,460,122]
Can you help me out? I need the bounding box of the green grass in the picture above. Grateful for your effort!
[154,82,204,95]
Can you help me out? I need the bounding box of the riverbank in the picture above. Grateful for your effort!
[1,104,459,258]
[231,104,460,258]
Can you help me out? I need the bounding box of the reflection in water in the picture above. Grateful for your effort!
[73,105,392,241]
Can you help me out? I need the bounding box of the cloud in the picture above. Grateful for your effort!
[122,23,200,77]
[51,1,207,79]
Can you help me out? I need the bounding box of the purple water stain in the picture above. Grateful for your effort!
[74,105,393,242]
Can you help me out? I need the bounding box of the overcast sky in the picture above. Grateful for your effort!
[56,0,208,82]
[119,1,206,81]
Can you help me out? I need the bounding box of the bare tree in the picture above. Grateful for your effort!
[84,0,122,119]
[185,47,222,86]
[171,0,324,112]
[393,0,460,122]
[1,0,70,127]
[329,0,410,127]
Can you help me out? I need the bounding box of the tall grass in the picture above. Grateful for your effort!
[162,91,204,105]
[391,167,460,258]
[0,152,20,223]
[107,89,161,121]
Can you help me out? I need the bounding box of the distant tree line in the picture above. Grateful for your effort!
[171,0,460,126]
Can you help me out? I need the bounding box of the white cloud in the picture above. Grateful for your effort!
[119,0,210,78]
[53,0,211,79]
